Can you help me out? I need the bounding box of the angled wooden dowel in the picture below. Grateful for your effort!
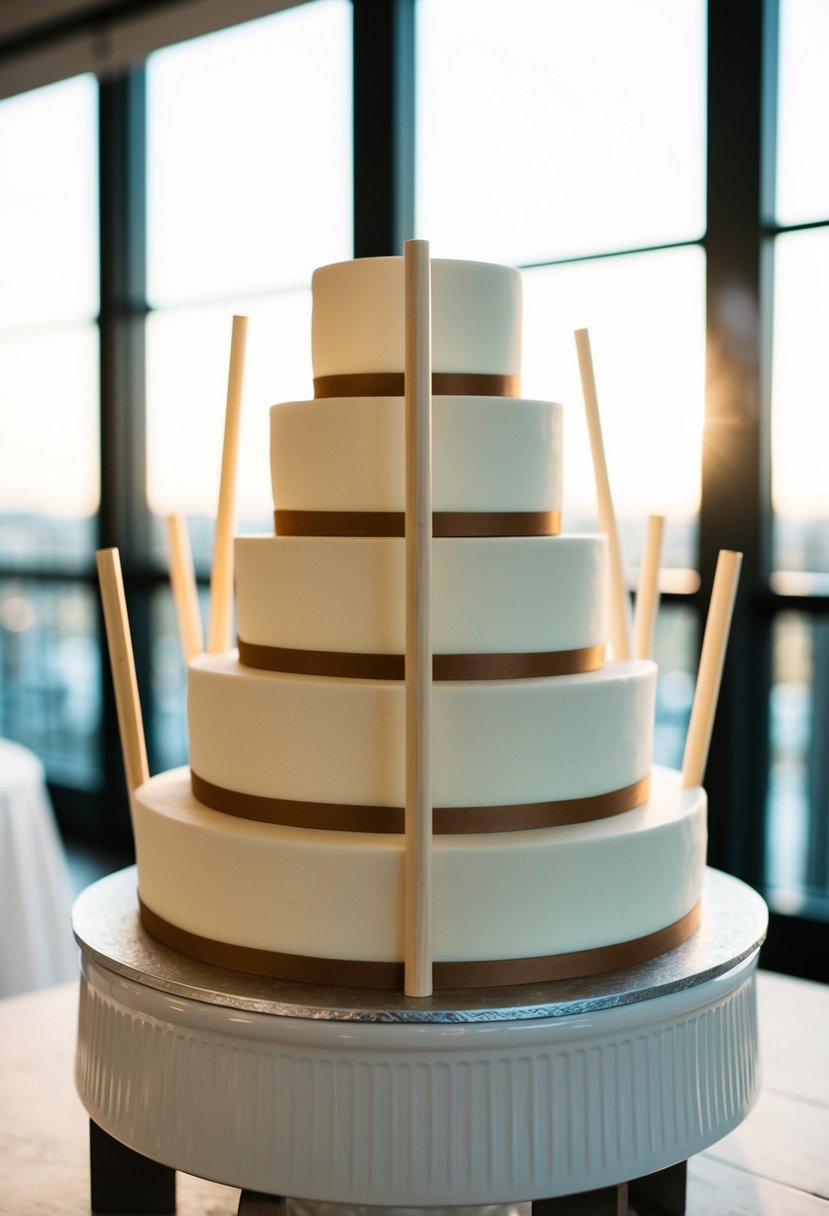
[633,513,665,661]
[575,328,633,661]
[96,547,149,803]
[167,513,203,663]
[682,549,743,788]
[208,314,248,654]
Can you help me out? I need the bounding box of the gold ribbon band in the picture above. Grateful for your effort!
[238,639,605,681]
[138,897,701,990]
[313,372,521,399]
[274,510,561,538]
[190,771,650,835]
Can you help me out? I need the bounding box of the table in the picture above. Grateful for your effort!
[0,738,77,998]
[0,971,827,1214]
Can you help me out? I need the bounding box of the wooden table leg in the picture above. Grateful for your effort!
[533,1182,628,1215]
[628,1160,687,1215]
[89,1120,176,1214]
[237,1193,288,1215]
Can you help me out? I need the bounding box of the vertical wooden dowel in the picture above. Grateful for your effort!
[96,548,149,804]
[574,328,633,661]
[166,514,203,663]
[207,314,248,654]
[404,239,433,998]
[633,514,665,661]
[682,549,743,788]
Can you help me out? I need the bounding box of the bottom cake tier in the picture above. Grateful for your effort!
[133,764,706,989]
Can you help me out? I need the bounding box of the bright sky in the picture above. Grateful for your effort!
[771,228,829,518]
[146,292,313,519]
[521,247,706,519]
[416,0,706,264]
[777,0,829,224]
[146,0,352,308]
[0,72,98,516]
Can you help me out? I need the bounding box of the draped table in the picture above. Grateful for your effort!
[0,738,77,997]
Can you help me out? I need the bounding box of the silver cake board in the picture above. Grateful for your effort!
[73,866,767,1215]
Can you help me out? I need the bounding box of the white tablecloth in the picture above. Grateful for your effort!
[0,739,77,997]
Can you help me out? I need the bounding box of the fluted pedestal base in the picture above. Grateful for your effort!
[74,867,766,1209]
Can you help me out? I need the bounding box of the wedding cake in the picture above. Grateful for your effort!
[132,256,706,989]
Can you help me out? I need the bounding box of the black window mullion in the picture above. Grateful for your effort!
[700,0,777,892]
[352,0,415,257]
[98,67,150,849]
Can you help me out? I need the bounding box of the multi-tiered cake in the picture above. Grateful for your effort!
[133,257,706,989]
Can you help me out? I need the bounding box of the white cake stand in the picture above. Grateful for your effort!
[74,866,766,1214]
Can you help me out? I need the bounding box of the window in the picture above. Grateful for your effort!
[775,0,829,226]
[771,229,829,582]
[0,75,101,789]
[144,0,352,769]
[146,0,352,555]
[766,0,829,920]
[418,0,707,769]
[418,0,706,565]
[0,74,99,564]
[520,249,705,562]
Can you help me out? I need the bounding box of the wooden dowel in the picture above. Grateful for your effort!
[207,314,248,654]
[96,548,149,802]
[681,549,743,788]
[166,514,203,663]
[633,514,665,660]
[574,328,633,661]
[404,238,433,998]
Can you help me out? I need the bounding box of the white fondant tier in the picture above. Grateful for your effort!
[133,765,705,965]
[270,396,562,513]
[235,534,608,658]
[187,654,655,810]
[311,257,521,378]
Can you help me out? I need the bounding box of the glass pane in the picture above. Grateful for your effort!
[653,605,697,770]
[0,324,99,567]
[146,292,311,567]
[522,246,705,576]
[771,229,829,579]
[776,0,829,225]
[147,0,352,308]
[0,579,101,787]
[767,613,829,910]
[151,586,207,774]
[417,0,706,264]
[0,75,98,328]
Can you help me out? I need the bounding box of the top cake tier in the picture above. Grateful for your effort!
[311,257,522,388]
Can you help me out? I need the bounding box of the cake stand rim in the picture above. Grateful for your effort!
[72,865,767,1023]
